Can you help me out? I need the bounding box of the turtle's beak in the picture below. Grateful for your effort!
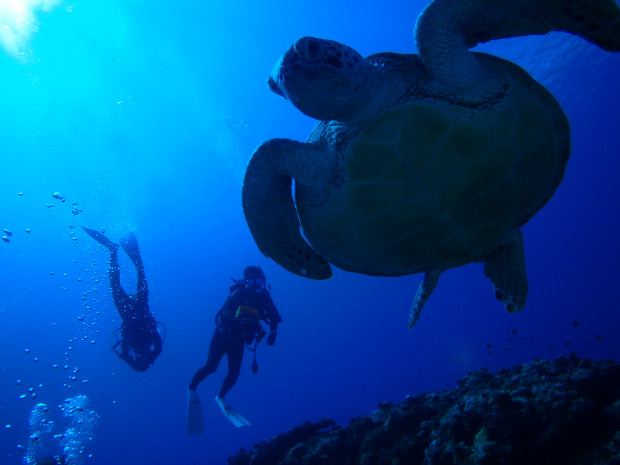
[268,42,336,106]
[267,75,284,97]
[268,55,287,98]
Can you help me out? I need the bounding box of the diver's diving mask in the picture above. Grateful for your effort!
[245,278,265,290]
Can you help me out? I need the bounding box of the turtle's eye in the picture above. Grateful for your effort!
[307,39,321,58]
[294,37,327,63]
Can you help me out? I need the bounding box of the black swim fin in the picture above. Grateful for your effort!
[119,232,142,266]
[81,227,118,251]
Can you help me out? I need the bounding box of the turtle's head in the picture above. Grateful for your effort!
[268,37,374,122]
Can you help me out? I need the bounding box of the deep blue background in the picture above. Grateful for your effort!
[1,1,619,464]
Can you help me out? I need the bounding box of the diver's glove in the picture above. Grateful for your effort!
[266,331,277,346]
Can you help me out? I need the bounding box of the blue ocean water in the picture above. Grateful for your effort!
[0,0,619,464]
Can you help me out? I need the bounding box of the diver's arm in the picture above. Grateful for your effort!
[263,293,281,345]
[151,332,162,359]
[265,293,282,332]
[116,340,138,369]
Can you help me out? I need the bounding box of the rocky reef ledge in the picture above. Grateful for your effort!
[229,354,620,465]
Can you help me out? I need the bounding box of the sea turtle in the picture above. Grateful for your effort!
[242,0,620,328]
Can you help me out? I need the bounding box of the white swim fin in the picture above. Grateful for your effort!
[215,396,251,427]
[187,389,205,435]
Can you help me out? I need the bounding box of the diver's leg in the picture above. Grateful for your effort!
[119,232,143,267]
[119,232,148,305]
[218,340,244,399]
[135,260,148,307]
[189,330,226,391]
[109,249,130,317]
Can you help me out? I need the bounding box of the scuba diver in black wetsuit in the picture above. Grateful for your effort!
[34,456,66,465]
[187,265,281,430]
[82,228,163,372]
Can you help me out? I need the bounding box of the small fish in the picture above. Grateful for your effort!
[3,228,12,236]
[2,236,9,243]
[52,191,66,202]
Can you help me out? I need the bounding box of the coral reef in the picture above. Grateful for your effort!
[228,354,620,465]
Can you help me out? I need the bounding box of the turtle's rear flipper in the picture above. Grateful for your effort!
[484,228,528,313]
[409,269,442,329]
[242,138,332,280]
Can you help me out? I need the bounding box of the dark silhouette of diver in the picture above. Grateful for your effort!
[187,265,281,429]
[82,227,163,372]
[34,456,66,465]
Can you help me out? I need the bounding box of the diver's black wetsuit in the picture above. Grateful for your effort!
[109,245,162,372]
[189,284,281,397]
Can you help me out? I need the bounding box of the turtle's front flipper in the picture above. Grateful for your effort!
[409,269,442,329]
[242,138,332,280]
[484,228,528,313]
[415,0,620,97]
